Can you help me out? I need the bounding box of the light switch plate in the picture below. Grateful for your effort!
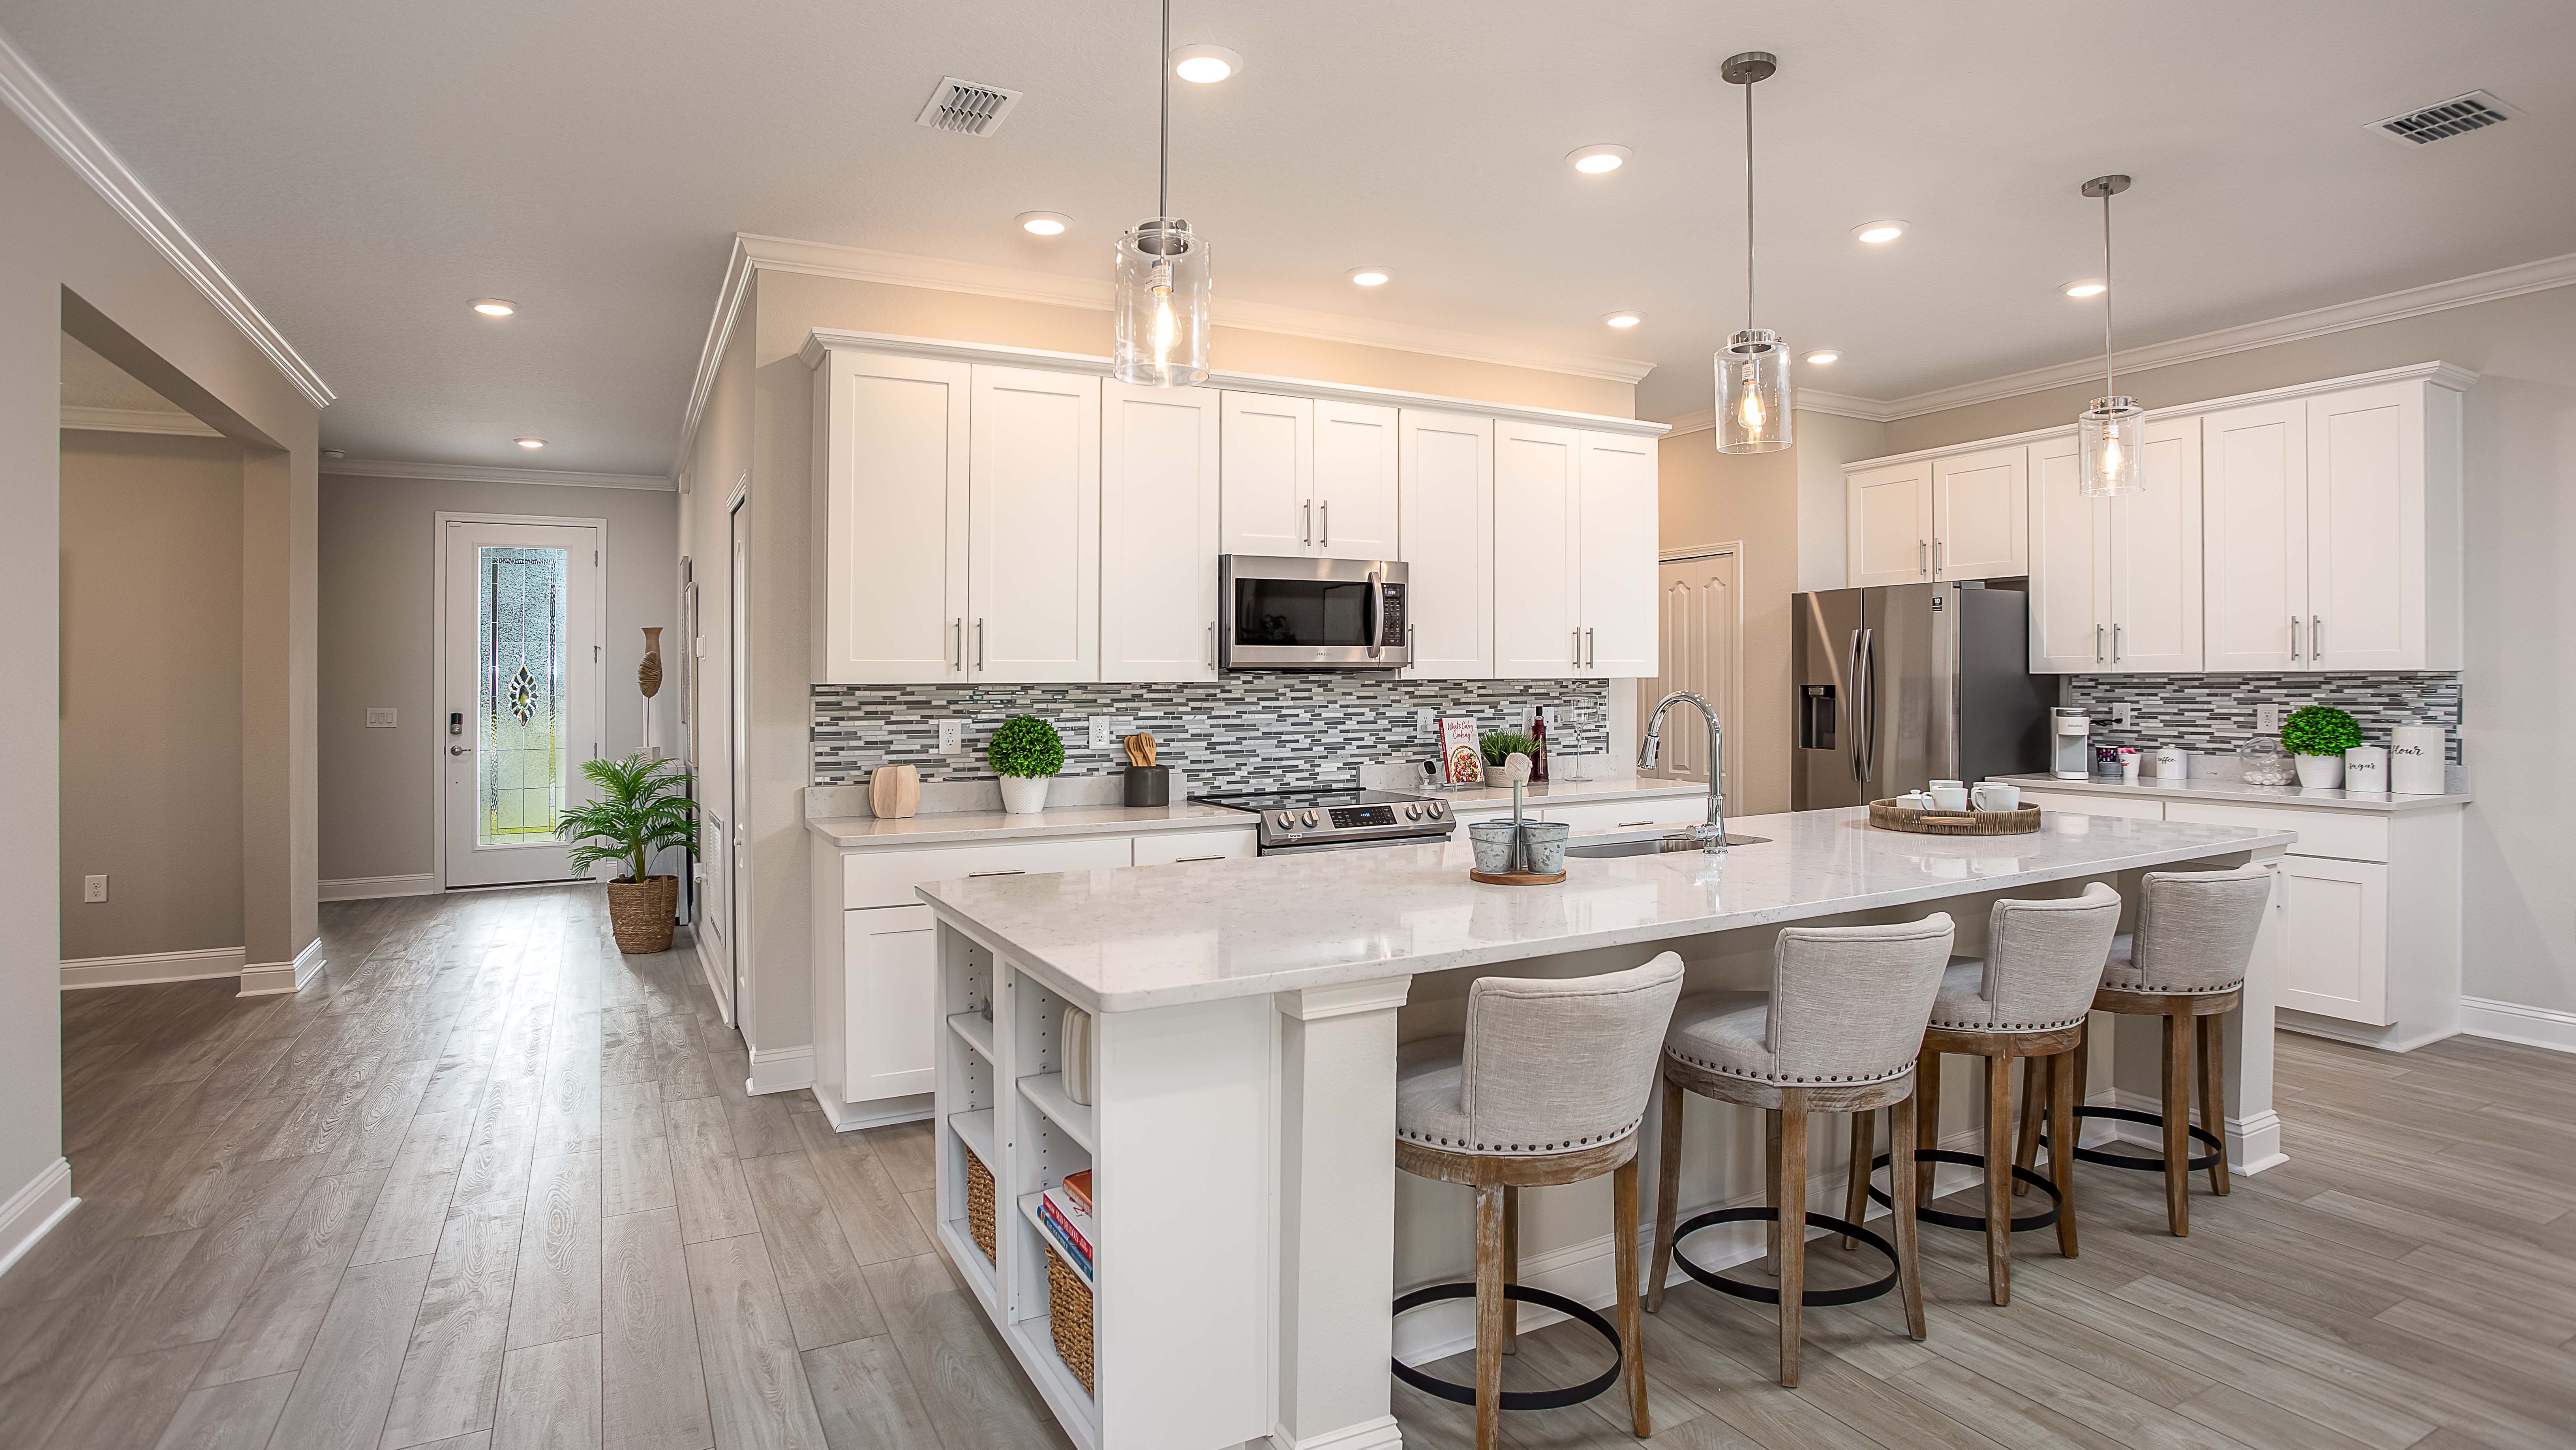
[938,720,965,753]
[366,707,398,728]
[1536,705,1560,729]
[2112,702,2134,729]
[2256,703,2281,732]
[83,874,108,903]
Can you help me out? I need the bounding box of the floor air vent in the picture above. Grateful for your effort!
[2370,90,2518,146]
[916,77,1023,137]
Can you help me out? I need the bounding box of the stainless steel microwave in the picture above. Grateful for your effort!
[1218,555,1409,670]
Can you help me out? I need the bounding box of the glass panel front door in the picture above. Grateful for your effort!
[478,546,569,845]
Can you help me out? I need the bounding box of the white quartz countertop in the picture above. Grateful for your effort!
[806,801,1250,848]
[917,806,2294,1013]
[1998,773,2473,814]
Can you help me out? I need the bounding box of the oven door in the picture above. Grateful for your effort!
[1220,555,1411,669]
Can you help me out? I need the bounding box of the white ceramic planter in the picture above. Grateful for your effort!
[998,775,1051,814]
[2293,754,2345,789]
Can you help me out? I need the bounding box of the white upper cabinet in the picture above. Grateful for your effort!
[1102,381,1221,682]
[1848,461,1932,586]
[2027,437,2108,672]
[1311,400,1400,559]
[811,350,970,684]
[2105,417,2203,672]
[1578,430,1659,675]
[1492,419,1584,677]
[1218,390,1314,556]
[2203,399,2311,672]
[2306,382,2433,670]
[1930,444,2028,581]
[1396,409,1493,678]
[968,366,1099,683]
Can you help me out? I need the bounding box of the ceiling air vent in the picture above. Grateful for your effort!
[915,76,1023,137]
[2369,90,2518,146]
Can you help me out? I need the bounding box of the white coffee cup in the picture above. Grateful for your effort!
[1894,790,1933,810]
[1970,782,2019,812]
[1929,784,1970,812]
[1930,778,1964,792]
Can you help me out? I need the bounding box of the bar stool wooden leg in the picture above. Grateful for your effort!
[2048,1048,2079,1259]
[1763,1109,1784,1276]
[1612,1157,1649,1437]
[1473,1183,1507,1450]
[2013,1056,2045,1195]
[1888,1090,1926,1339]
[1914,1049,1941,1205]
[1776,1105,1809,1387]
[1649,1079,1682,1313]
[1501,1185,1520,1353]
[1982,1052,2013,1306]
[1842,1109,1874,1248]
[2161,1008,2191,1237]
[2197,1013,2231,1195]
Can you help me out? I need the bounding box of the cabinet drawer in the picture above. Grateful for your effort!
[1544,795,1710,835]
[1132,827,1256,866]
[2161,801,2387,863]
[841,835,1135,908]
[2021,789,2166,822]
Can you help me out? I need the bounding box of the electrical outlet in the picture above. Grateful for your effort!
[2256,703,2281,733]
[2112,702,2134,729]
[366,707,398,728]
[1087,717,1135,750]
[1415,709,1435,734]
[1536,705,1560,729]
[938,720,965,753]
[83,874,108,903]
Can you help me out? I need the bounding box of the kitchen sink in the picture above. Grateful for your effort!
[1565,833,1769,858]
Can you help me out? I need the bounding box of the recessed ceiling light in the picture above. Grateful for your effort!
[1851,220,1908,245]
[2063,279,2108,298]
[1804,350,1840,365]
[514,437,546,450]
[1170,44,1241,83]
[471,299,516,317]
[1602,311,1644,328]
[1017,210,1071,236]
[1567,144,1630,175]
[1347,267,1390,287]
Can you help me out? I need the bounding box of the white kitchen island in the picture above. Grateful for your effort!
[915,805,2296,1450]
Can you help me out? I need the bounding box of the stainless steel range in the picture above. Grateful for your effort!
[1188,786,1456,855]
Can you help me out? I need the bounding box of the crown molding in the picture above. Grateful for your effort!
[60,404,221,437]
[324,457,674,491]
[0,26,333,411]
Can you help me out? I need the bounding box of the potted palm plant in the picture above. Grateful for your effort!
[2280,706,2363,789]
[555,751,697,953]
[989,715,1065,815]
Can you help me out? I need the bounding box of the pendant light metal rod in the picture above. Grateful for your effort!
[2101,188,2114,397]
[1743,77,1755,333]
[1157,0,1171,219]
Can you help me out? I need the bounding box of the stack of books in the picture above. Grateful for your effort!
[1038,1170,1093,1277]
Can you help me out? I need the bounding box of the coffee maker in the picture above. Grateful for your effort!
[2051,708,2092,780]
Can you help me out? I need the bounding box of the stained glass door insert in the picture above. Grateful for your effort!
[444,518,601,888]
[478,546,568,844]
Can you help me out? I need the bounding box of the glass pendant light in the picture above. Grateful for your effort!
[2077,174,2142,495]
[1113,0,1210,387]
[1715,51,1789,454]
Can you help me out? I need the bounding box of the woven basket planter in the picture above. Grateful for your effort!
[606,874,679,954]
[1045,1241,1096,1394]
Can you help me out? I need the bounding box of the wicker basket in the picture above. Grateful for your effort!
[1044,1241,1096,1395]
[1866,799,2042,836]
[964,1147,997,1266]
[605,874,679,953]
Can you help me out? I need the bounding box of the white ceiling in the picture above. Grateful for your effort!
[6,2,2571,474]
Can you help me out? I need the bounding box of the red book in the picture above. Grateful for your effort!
[1063,1169,1093,1215]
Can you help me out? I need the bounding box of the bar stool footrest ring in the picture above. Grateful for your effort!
[1668,1206,1901,1307]
[1865,1149,2061,1233]
[1389,1283,1621,1411]
[2062,1106,2222,1173]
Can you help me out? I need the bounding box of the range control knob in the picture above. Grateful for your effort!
[1300,810,1319,827]
[1426,800,1446,817]
[1403,804,1422,821]
[1272,812,1295,830]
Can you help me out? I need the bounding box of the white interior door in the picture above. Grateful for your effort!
[2027,438,2107,672]
[722,497,748,1024]
[1578,430,1660,676]
[1491,420,1582,677]
[2305,384,2422,670]
[2108,416,2204,672]
[442,518,604,888]
[1219,390,1313,555]
[1931,445,2028,580]
[1101,381,1221,681]
[1643,552,1737,809]
[1395,408,1492,678]
[1311,400,1399,559]
[2202,400,2308,672]
[968,365,1099,683]
[1848,462,1932,586]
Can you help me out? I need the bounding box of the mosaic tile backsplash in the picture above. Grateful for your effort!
[2065,672,2463,762]
[812,677,1613,790]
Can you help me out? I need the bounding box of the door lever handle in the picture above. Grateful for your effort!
[449,745,469,756]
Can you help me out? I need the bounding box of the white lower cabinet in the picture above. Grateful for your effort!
[1543,794,1711,834]
[1131,827,1255,865]
[844,906,940,1102]
[2275,856,2388,1025]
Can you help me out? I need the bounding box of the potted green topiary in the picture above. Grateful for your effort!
[1479,730,1539,767]
[2280,706,2363,788]
[989,715,1066,814]
[555,752,697,953]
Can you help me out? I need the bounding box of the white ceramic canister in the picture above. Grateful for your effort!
[2154,746,2190,780]
[2389,726,2447,795]
[2343,745,2389,793]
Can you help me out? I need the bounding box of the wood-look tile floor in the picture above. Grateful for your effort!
[10,885,2572,1449]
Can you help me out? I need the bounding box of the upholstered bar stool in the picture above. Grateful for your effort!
[1649,915,1955,1388]
[2022,865,2272,1236]
[1854,884,2121,1307]
[1392,953,1685,1450]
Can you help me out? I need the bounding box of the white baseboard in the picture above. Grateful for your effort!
[814,1090,933,1132]
[0,1158,77,1282]
[319,872,440,902]
[60,945,244,990]
[2104,1089,2284,1176]
[747,1045,815,1095]
[2275,1008,2458,1054]
[1268,1414,1403,1450]
[2458,996,2576,1054]
[239,938,325,997]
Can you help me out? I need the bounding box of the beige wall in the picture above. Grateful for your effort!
[1883,286,2576,1015]
[317,474,681,884]
[4,104,321,1221]
[59,429,245,960]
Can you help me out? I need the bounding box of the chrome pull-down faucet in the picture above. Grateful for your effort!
[1638,691,1727,852]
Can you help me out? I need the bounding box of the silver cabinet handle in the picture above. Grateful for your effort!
[2289,615,2300,660]
[1175,854,1226,863]
[1933,538,1944,576]
[1303,499,1313,546]
[976,618,985,671]
[2096,623,2104,664]
[1585,627,1595,669]
[951,617,963,670]
[1919,540,1928,576]
[1207,620,1217,670]
[1321,499,1330,547]
[2311,615,2322,660]
[966,868,1024,878]
[1618,819,1655,828]
[1573,628,1582,669]
[2112,623,2122,664]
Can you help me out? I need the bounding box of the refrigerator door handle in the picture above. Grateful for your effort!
[1847,627,1877,786]
[1861,628,1879,786]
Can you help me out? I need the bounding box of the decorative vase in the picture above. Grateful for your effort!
[638,627,664,698]
[868,764,921,819]
[998,775,1051,814]
[2293,754,2344,789]
[605,874,679,954]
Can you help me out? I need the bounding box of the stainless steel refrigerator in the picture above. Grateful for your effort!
[1790,582,2056,809]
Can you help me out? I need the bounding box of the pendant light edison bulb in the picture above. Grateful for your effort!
[2077,175,2141,495]
[1112,0,1212,387]
[1715,52,1790,454]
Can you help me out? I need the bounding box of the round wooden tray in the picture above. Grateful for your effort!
[1469,868,1567,886]
[1867,799,2042,836]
